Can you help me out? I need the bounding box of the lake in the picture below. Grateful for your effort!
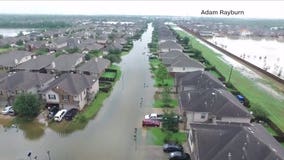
[207,37,284,79]
[0,28,32,37]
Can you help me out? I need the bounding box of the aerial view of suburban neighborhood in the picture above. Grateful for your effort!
[0,1,284,160]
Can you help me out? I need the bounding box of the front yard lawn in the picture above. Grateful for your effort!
[147,128,187,146]
[154,99,178,108]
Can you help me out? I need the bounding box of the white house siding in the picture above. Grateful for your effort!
[88,80,99,95]
[219,117,251,124]
[45,90,60,104]
[74,89,87,110]
[170,67,204,73]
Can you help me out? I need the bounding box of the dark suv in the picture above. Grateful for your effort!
[47,106,59,119]
[169,151,190,160]
[163,143,183,153]
[64,108,78,121]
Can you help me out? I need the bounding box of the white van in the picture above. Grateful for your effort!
[54,109,67,122]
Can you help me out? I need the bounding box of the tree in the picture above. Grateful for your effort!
[103,54,121,63]
[161,86,173,108]
[17,31,24,37]
[162,110,179,132]
[156,63,168,86]
[182,37,190,45]
[250,106,269,121]
[85,53,91,61]
[13,93,41,118]
[16,39,24,46]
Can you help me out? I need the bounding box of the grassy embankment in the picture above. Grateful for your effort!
[175,29,284,131]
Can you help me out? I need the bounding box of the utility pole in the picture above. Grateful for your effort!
[227,65,233,83]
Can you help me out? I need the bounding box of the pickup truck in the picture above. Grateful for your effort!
[145,113,183,122]
[144,113,163,121]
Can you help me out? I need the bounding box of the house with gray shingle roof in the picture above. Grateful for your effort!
[0,71,54,105]
[161,52,204,73]
[188,123,284,160]
[77,57,110,77]
[179,88,252,124]
[45,53,84,73]
[15,55,55,72]
[159,40,183,53]
[41,73,99,110]
[0,51,33,70]
[175,70,226,92]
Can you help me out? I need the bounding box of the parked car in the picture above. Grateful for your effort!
[142,119,160,127]
[144,113,163,121]
[1,106,14,115]
[54,109,67,122]
[163,143,183,153]
[169,151,190,160]
[64,108,78,121]
[47,106,59,119]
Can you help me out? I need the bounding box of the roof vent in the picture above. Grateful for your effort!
[228,152,232,160]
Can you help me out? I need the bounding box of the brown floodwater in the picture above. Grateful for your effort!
[0,23,155,160]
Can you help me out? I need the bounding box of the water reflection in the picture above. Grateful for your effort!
[14,118,45,140]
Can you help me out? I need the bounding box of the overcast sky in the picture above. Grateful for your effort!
[0,1,284,19]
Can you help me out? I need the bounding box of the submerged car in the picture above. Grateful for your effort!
[64,108,78,121]
[142,119,160,127]
[1,106,14,115]
[169,151,190,160]
[163,143,183,153]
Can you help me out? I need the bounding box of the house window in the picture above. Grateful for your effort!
[183,67,185,70]
[62,95,69,101]
[48,94,56,100]
[201,113,206,119]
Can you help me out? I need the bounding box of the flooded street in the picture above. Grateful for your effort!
[0,23,155,160]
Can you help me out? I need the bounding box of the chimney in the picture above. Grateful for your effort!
[95,58,98,62]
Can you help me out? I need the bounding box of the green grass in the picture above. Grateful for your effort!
[101,72,116,79]
[154,77,174,87]
[174,29,284,131]
[0,48,11,53]
[121,51,130,56]
[149,59,174,87]
[147,128,187,146]
[281,143,284,148]
[79,92,109,119]
[209,70,223,79]
[263,123,278,136]
[154,99,178,108]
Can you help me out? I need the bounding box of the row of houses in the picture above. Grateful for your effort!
[0,21,145,55]
[0,51,111,110]
[156,24,284,160]
[0,51,110,76]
